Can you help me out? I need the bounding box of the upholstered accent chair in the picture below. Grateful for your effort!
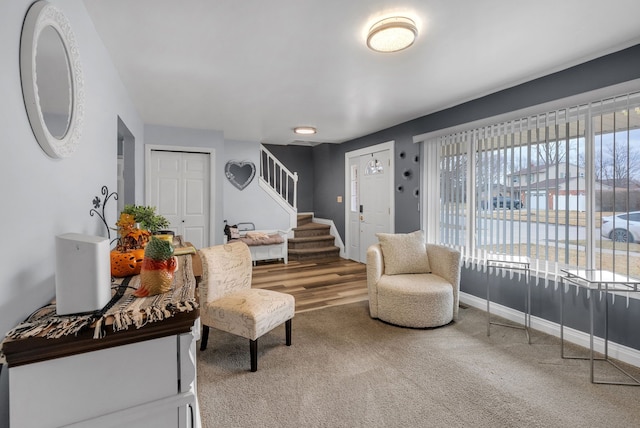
[366,231,461,328]
[198,241,295,371]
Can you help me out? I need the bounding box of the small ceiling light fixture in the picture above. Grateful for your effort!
[367,16,418,53]
[294,126,317,135]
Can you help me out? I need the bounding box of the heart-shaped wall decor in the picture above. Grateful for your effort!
[225,161,256,190]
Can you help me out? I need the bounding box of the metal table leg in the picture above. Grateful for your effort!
[486,260,530,343]
[559,272,639,385]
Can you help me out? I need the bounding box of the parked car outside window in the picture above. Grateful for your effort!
[481,196,522,210]
[601,211,640,243]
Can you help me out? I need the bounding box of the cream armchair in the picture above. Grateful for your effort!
[198,241,294,371]
[367,231,461,328]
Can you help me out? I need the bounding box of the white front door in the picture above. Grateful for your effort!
[345,142,394,263]
[148,150,210,249]
[347,156,360,261]
[358,150,391,262]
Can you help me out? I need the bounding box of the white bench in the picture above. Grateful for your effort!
[233,223,288,265]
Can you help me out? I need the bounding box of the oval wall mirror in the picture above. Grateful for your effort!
[21,1,84,159]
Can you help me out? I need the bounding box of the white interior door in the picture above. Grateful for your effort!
[148,150,210,249]
[358,150,391,262]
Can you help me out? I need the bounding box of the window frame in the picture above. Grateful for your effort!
[417,80,640,286]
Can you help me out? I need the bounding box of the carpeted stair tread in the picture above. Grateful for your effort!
[294,222,330,231]
[288,246,340,262]
[293,223,332,239]
[288,236,336,249]
[289,235,335,242]
[288,246,340,255]
[296,214,313,227]
[290,216,339,261]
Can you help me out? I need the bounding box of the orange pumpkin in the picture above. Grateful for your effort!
[110,249,145,277]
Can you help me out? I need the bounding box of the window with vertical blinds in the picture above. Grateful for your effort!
[427,90,640,283]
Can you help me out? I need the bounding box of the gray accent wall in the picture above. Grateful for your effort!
[263,144,315,213]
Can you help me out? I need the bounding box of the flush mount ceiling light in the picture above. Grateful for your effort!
[367,16,417,53]
[294,126,317,135]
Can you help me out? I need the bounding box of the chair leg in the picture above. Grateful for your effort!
[250,339,258,372]
[285,319,292,346]
[200,325,209,351]
[249,320,291,372]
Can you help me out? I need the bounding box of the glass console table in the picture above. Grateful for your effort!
[486,254,531,344]
[560,269,640,386]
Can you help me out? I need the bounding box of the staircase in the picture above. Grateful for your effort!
[288,214,340,262]
[259,145,298,231]
[258,147,342,261]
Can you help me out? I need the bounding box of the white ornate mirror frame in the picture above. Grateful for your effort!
[21,1,84,159]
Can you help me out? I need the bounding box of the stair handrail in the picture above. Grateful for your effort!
[259,144,298,210]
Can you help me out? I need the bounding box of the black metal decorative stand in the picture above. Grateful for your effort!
[89,185,118,241]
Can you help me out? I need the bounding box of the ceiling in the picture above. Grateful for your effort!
[83,0,640,146]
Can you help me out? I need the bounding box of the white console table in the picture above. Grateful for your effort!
[2,253,202,427]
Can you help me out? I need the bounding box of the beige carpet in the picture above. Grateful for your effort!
[197,300,640,428]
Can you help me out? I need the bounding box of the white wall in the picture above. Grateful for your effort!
[0,0,143,423]
[224,140,291,232]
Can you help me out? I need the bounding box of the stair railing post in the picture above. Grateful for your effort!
[293,172,298,209]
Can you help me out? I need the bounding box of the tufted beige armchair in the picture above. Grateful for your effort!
[198,241,294,371]
[367,231,461,328]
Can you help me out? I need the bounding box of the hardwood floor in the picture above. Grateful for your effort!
[251,258,368,313]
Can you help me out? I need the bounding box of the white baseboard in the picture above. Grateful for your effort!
[460,292,640,369]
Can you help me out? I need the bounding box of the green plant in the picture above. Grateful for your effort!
[121,204,169,233]
[144,236,174,260]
